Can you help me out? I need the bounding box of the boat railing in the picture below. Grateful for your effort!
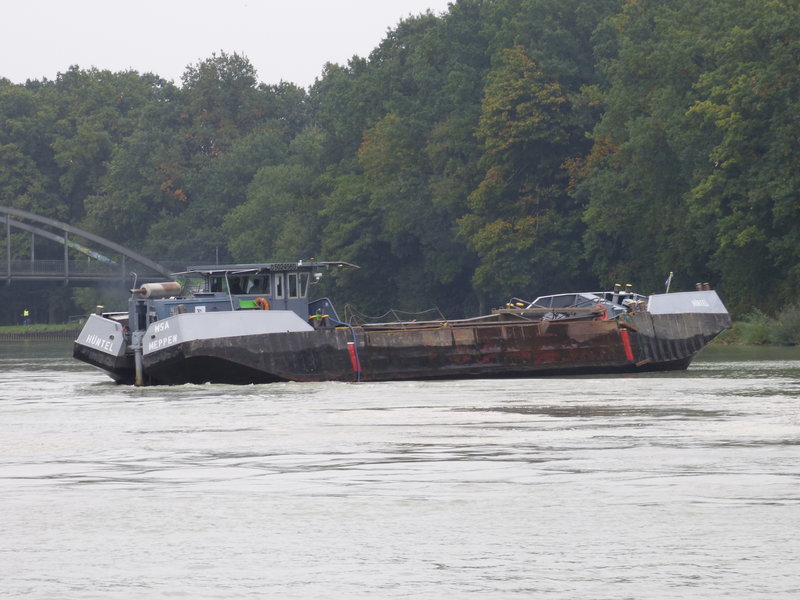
[341,304,446,327]
[356,307,611,332]
[492,306,608,319]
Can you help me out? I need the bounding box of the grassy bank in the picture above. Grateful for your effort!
[714,305,800,346]
[0,322,83,340]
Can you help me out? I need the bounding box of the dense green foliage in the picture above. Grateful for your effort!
[717,304,800,346]
[1,0,799,324]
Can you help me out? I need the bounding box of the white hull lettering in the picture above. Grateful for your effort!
[84,333,114,353]
[148,335,178,352]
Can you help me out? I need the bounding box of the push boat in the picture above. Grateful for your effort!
[73,261,731,386]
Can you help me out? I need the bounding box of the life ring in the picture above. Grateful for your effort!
[254,297,270,310]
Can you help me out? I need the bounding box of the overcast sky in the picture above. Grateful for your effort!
[1,0,454,87]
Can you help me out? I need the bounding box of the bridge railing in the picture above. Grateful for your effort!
[4,259,172,280]
[9,259,116,274]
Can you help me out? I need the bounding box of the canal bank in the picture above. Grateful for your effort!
[0,324,82,341]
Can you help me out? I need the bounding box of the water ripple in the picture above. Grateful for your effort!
[1,342,799,598]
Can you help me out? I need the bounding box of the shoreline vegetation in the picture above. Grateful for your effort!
[715,306,800,346]
[0,323,82,341]
[2,309,799,346]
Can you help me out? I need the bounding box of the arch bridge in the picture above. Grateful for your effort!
[1,206,174,286]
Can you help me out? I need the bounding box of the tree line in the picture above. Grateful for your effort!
[1,0,798,322]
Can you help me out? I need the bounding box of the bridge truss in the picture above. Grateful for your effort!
[1,206,174,286]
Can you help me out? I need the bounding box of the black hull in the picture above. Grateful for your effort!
[73,342,136,384]
[137,312,730,385]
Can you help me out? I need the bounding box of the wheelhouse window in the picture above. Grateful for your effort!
[209,277,225,292]
[228,277,245,294]
[274,273,284,299]
[244,275,271,295]
[298,272,309,297]
[288,273,298,298]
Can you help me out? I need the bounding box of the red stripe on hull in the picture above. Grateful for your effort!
[619,328,634,362]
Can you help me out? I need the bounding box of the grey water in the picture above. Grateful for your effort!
[1,342,799,599]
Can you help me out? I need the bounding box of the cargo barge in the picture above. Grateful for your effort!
[73,261,731,385]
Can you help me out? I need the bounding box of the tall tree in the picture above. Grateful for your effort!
[686,0,800,312]
[78,72,186,246]
[460,45,590,305]
[575,0,722,294]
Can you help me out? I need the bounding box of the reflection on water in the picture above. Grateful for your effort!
[1,341,799,598]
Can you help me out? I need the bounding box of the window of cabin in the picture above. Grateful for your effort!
[298,273,309,297]
[209,277,225,292]
[228,277,245,294]
[245,275,271,295]
[288,273,299,298]
[274,273,284,299]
